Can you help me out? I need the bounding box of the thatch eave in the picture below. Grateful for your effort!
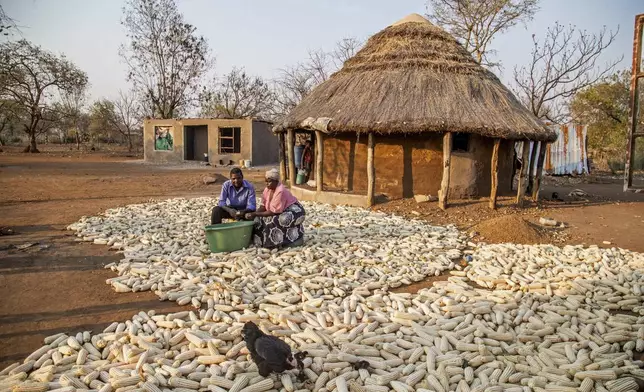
[274,119,557,142]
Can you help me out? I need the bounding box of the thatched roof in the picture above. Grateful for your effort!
[275,14,557,142]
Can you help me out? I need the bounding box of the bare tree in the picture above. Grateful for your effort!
[305,50,331,86]
[0,40,88,152]
[271,38,363,121]
[113,90,141,151]
[120,0,211,119]
[332,37,362,69]
[513,22,621,123]
[59,86,89,150]
[0,5,19,36]
[200,67,273,119]
[426,0,539,67]
[270,64,317,121]
[91,91,141,151]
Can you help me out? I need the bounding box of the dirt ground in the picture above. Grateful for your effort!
[1,144,643,369]
[0,145,268,368]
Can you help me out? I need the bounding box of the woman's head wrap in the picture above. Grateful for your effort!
[265,168,280,181]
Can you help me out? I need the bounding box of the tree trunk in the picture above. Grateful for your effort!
[127,133,133,152]
[24,132,40,153]
[76,130,81,150]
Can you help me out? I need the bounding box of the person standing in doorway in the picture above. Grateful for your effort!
[300,139,313,180]
[211,168,257,224]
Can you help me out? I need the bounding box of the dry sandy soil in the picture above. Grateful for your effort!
[1,144,643,369]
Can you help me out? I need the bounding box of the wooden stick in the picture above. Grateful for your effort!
[624,14,644,191]
[286,129,295,186]
[438,132,452,210]
[516,141,530,207]
[315,131,324,192]
[367,132,375,207]
[532,141,547,201]
[278,133,286,182]
[489,139,501,209]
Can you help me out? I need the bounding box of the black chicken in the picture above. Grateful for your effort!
[241,321,298,377]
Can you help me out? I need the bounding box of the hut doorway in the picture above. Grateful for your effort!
[184,125,208,161]
[294,131,316,183]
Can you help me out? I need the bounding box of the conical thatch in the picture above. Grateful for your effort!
[275,14,557,142]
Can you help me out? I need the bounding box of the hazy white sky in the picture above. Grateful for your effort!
[3,0,643,102]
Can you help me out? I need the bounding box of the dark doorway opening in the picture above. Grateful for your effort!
[184,125,208,161]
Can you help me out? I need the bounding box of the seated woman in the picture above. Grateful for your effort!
[245,169,306,249]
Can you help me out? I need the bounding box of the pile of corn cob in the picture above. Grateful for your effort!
[3,270,644,392]
[2,198,643,392]
[66,198,468,308]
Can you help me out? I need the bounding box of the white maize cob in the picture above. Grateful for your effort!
[314,372,330,392]
[229,375,250,392]
[574,371,617,381]
[60,374,86,389]
[605,377,638,392]
[406,369,426,387]
[335,376,349,392]
[9,363,34,376]
[238,379,274,392]
[197,356,226,365]
[141,382,161,392]
[11,382,49,392]
[47,387,75,392]
[111,376,141,389]
[579,378,594,392]
[280,374,294,392]
[201,377,234,389]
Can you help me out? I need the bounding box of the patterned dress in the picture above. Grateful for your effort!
[253,185,306,248]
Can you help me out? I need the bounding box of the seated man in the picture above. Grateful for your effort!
[211,168,256,225]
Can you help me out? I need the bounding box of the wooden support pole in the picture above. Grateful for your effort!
[438,132,453,210]
[286,129,295,186]
[278,133,286,182]
[315,130,324,192]
[367,132,375,207]
[489,139,501,209]
[532,141,547,201]
[624,14,644,191]
[526,140,538,194]
[516,141,530,207]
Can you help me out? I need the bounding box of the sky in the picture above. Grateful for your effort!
[2,0,643,102]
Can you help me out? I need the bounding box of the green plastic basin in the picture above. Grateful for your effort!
[204,220,254,253]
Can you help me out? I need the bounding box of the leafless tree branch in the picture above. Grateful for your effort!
[0,5,20,36]
[199,67,273,119]
[426,0,539,68]
[119,0,212,119]
[513,22,622,123]
[270,37,363,121]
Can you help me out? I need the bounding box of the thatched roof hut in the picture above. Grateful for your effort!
[274,14,557,209]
